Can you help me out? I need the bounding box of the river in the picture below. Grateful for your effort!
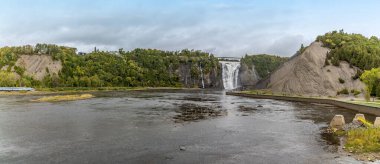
[0,90,374,163]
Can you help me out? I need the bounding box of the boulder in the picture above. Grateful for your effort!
[353,114,365,122]
[330,115,345,130]
[374,117,380,128]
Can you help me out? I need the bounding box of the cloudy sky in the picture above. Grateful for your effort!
[1,0,380,57]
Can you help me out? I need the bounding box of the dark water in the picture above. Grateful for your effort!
[0,90,375,164]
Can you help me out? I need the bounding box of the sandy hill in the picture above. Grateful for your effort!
[264,42,364,97]
[1,55,62,80]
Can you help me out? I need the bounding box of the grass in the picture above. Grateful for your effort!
[336,118,380,154]
[238,90,380,108]
[345,127,380,153]
[347,100,380,108]
[32,94,95,102]
[239,90,325,99]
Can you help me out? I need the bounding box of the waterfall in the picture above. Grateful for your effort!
[199,65,205,89]
[220,61,241,90]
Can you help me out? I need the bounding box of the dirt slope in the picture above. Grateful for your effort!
[266,42,364,96]
[15,55,62,80]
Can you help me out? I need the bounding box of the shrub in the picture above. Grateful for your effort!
[337,88,349,95]
[338,78,345,84]
[351,89,361,96]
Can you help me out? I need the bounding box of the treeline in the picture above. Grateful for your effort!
[241,54,288,78]
[317,30,380,70]
[0,44,220,88]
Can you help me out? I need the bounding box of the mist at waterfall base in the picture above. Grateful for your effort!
[220,61,241,90]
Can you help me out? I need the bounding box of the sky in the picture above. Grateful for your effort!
[1,0,380,57]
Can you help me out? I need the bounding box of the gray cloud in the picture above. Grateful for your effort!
[0,1,316,57]
[266,35,310,56]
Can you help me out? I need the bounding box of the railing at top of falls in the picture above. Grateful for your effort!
[217,57,241,62]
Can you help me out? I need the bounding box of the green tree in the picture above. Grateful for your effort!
[360,68,380,101]
[0,71,17,87]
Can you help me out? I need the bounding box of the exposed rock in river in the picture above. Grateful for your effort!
[173,103,227,122]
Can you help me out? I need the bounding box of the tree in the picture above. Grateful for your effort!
[0,71,17,87]
[360,68,380,101]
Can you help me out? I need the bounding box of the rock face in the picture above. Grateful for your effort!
[15,55,62,80]
[264,42,365,96]
[239,63,260,88]
[175,63,222,88]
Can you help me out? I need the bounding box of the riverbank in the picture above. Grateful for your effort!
[0,87,193,96]
[226,91,380,116]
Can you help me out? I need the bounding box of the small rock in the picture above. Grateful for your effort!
[165,156,174,160]
[179,145,186,151]
[242,114,249,116]
[334,156,339,159]
[257,105,263,107]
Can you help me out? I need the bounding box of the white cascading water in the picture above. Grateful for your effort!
[220,61,241,90]
[199,65,205,89]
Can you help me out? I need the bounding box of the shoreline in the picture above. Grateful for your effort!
[0,87,200,96]
[228,91,380,162]
[226,92,380,116]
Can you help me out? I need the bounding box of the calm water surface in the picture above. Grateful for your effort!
[0,90,375,164]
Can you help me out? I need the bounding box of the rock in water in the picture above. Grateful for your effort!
[329,115,345,130]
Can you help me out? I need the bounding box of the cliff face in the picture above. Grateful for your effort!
[1,55,62,80]
[4,54,223,88]
[176,63,222,88]
[265,42,365,96]
[239,63,260,88]
[15,55,62,80]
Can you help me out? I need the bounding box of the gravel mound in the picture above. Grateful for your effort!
[266,42,365,97]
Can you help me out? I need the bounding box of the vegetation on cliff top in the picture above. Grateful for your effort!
[317,30,380,70]
[240,54,288,78]
[0,44,220,88]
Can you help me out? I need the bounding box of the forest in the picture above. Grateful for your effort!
[0,44,220,88]
[317,30,380,70]
[240,54,289,78]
